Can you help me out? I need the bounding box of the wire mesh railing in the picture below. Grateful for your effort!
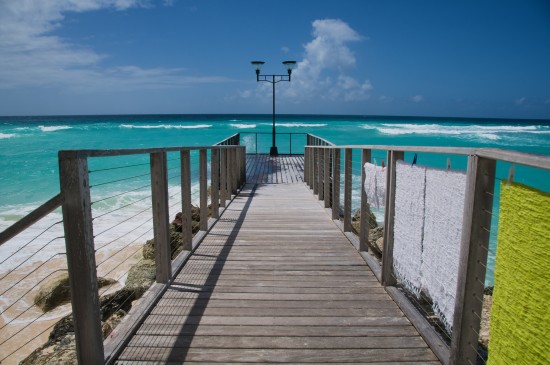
[305,136,550,365]
[0,134,245,365]
[0,202,67,364]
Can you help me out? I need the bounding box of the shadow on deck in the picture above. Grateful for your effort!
[113,155,440,364]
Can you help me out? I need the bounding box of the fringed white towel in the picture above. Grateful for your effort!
[421,167,466,332]
[393,161,426,296]
[363,161,386,209]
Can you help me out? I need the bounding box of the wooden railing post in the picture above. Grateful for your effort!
[199,149,208,231]
[343,148,353,232]
[360,149,372,252]
[304,148,309,186]
[211,149,220,219]
[318,148,324,201]
[59,152,104,365]
[309,147,314,189]
[220,149,227,208]
[332,148,341,220]
[324,148,331,208]
[230,148,238,195]
[241,146,246,185]
[313,148,319,195]
[150,151,172,282]
[381,150,404,286]
[450,155,496,365]
[180,150,192,251]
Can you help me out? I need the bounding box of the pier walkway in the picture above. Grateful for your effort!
[114,155,439,364]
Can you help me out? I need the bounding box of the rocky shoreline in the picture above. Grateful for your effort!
[20,205,207,365]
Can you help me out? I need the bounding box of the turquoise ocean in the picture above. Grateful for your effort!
[1,114,549,285]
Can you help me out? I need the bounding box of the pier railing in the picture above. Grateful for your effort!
[0,134,245,365]
[304,136,550,365]
[240,132,308,155]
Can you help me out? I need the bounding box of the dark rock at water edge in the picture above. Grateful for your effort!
[34,274,116,312]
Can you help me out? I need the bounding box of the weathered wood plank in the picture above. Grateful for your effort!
[136,323,419,337]
[118,348,438,363]
[127,335,427,349]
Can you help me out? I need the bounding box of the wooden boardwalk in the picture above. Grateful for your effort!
[114,155,440,364]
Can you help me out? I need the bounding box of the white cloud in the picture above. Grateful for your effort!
[411,94,424,103]
[515,97,526,105]
[247,19,372,104]
[0,0,227,91]
[281,46,290,54]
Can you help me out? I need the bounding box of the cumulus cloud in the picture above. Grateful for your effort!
[411,94,424,103]
[250,19,372,104]
[0,0,227,91]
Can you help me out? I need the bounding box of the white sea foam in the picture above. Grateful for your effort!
[0,133,15,139]
[372,123,548,141]
[230,123,257,129]
[260,122,327,127]
[38,125,72,132]
[120,124,212,129]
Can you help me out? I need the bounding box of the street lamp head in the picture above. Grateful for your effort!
[282,61,297,76]
[251,61,265,76]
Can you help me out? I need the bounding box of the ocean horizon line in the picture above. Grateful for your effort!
[1,113,549,124]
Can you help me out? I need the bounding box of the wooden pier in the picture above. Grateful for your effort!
[114,155,439,364]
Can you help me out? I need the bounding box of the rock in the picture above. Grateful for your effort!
[351,207,379,231]
[34,274,116,312]
[375,237,384,255]
[171,212,183,230]
[146,207,211,260]
[125,259,156,298]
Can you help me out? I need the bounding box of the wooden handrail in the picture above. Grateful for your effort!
[305,145,550,170]
[0,193,63,246]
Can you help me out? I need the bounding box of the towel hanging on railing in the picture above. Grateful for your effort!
[363,160,386,209]
[393,161,426,295]
[393,160,467,332]
[421,167,466,332]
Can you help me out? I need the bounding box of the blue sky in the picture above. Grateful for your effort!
[0,0,549,118]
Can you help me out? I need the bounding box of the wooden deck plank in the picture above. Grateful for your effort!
[117,348,438,363]
[113,156,440,364]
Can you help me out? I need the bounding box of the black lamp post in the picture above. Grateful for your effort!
[251,60,297,157]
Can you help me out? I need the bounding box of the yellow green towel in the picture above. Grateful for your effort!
[488,182,550,364]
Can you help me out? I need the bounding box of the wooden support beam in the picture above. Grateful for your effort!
[58,152,104,365]
[360,149,372,252]
[381,150,404,286]
[313,148,319,194]
[211,149,220,219]
[304,148,309,186]
[332,148,341,220]
[220,149,227,208]
[199,149,208,231]
[180,150,192,251]
[150,151,171,283]
[450,155,496,365]
[343,148,352,232]
[318,148,324,201]
[324,148,330,208]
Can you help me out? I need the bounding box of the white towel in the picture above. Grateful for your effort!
[363,161,386,209]
[421,167,466,332]
[393,161,426,296]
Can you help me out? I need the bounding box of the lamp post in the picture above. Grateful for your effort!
[251,60,296,157]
